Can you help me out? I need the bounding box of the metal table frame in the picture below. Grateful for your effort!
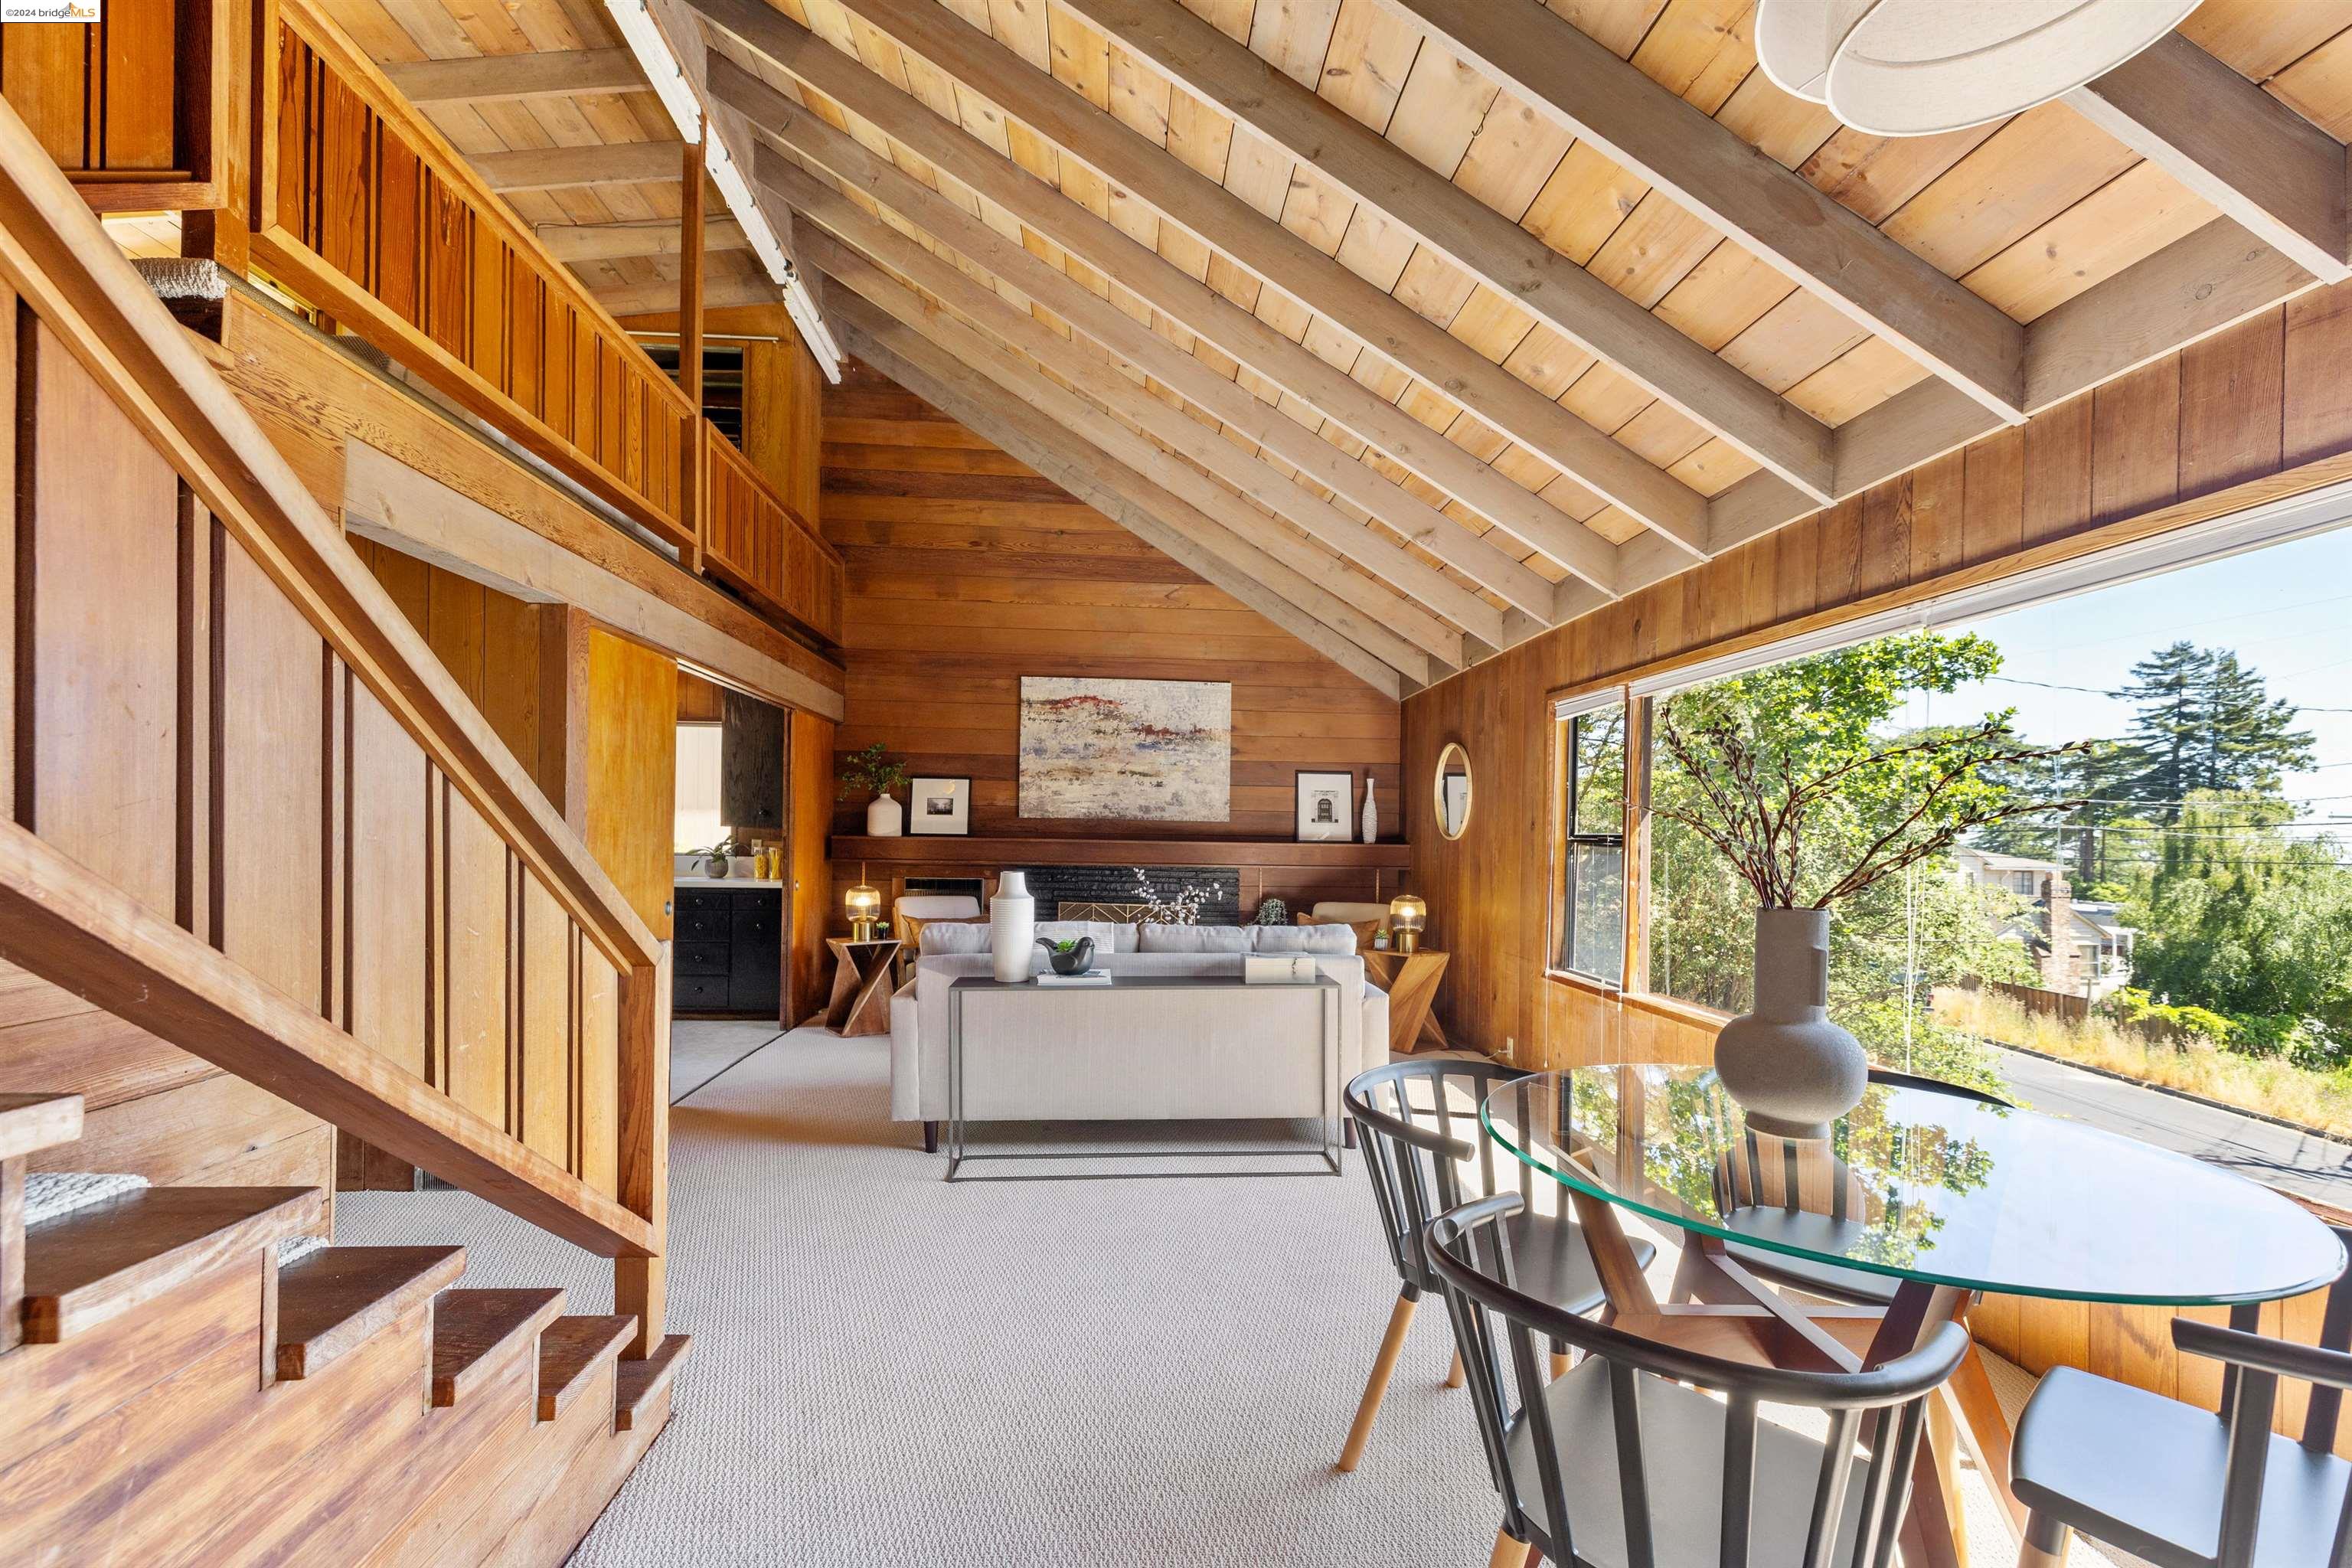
[946,974,1342,1182]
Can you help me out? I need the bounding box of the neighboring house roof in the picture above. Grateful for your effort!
[1954,846,2066,875]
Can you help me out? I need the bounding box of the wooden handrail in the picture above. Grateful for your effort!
[0,94,658,976]
[0,822,652,1257]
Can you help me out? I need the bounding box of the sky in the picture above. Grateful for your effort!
[1931,526,2352,832]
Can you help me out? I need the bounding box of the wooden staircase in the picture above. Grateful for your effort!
[0,1092,693,1566]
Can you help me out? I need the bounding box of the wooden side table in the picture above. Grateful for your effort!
[1359,948,1449,1056]
[812,938,902,1036]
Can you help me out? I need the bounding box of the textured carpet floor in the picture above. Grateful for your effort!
[337,1023,2106,1567]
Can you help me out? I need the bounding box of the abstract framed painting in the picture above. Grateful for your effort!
[1018,676,1232,822]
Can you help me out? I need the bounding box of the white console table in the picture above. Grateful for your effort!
[945,974,1342,1181]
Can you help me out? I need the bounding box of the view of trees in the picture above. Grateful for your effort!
[1646,626,2352,1107]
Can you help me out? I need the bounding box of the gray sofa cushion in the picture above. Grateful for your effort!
[1255,924,1357,955]
[1136,924,1255,954]
[920,919,1140,956]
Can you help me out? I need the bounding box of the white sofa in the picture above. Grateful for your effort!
[889,921,1387,1146]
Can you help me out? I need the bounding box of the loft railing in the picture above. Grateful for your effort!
[0,95,668,1338]
[704,422,843,640]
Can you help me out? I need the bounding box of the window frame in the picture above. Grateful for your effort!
[1546,687,1642,991]
[1540,472,2352,1014]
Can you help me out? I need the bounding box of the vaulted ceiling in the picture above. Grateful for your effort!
[302,0,2352,688]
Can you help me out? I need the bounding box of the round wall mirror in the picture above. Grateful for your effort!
[1436,743,1472,840]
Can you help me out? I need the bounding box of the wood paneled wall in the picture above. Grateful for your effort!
[1,302,627,1204]
[1405,289,2352,1070]
[744,328,822,539]
[0,0,232,210]
[823,362,1400,872]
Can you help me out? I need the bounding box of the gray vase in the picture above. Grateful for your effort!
[1713,907,1867,1140]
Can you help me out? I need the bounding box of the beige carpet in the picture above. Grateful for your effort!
[334,1023,2124,1566]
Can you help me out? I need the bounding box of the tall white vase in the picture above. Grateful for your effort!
[1361,778,1379,844]
[867,793,903,837]
[1713,907,1867,1139]
[991,871,1036,983]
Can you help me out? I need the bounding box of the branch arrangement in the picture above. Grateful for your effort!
[1653,711,2089,910]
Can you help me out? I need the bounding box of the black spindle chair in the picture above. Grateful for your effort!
[1428,1191,1969,1568]
[1337,1059,1651,1474]
[2012,1224,2352,1567]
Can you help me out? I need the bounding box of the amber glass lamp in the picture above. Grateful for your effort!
[1388,893,1426,955]
[845,866,883,941]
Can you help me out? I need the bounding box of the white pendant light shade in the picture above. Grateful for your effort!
[1756,0,2203,137]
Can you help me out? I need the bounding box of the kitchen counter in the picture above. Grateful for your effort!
[675,877,783,890]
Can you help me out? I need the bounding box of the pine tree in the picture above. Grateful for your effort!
[2114,642,2312,819]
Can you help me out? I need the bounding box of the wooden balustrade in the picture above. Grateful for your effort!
[703,423,841,640]
[0,96,665,1303]
[0,0,240,211]
[254,0,693,553]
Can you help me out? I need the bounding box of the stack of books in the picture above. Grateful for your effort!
[1034,971,1113,988]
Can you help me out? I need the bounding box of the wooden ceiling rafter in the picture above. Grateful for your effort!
[384,47,650,105]
[741,105,1552,631]
[779,170,1526,642]
[2066,32,2352,284]
[1361,0,2029,421]
[996,0,1838,501]
[537,217,750,262]
[685,0,1717,570]
[473,139,687,193]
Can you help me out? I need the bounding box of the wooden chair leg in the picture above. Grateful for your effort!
[1334,1289,1416,1472]
[2017,1510,2070,1566]
[1445,1348,1465,1389]
[1485,1527,1531,1568]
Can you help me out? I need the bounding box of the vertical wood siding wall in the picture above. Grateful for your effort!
[822,364,1400,861]
[5,301,625,1200]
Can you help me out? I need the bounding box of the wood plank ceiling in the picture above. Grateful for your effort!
[233,0,2352,688]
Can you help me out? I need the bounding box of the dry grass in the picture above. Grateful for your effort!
[1935,990,2352,1140]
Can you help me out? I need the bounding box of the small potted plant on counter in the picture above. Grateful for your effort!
[840,743,909,838]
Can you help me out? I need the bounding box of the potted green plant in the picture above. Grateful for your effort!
[839,743,910,838]
[1655,706,2085,1136]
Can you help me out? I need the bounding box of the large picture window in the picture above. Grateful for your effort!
[1546,504,2352,1150]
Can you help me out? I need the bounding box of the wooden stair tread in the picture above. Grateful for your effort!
[276,1246,467,1381]
[21,1185,324,1343]
[0,1093,81,1161]
[536,1314,638,1422]
[431,1287,564,1408]
[615,1334,692,1432]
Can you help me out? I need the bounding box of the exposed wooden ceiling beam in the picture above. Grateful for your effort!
[1026,0,1834,501]
[687,0,1711,559]
[384,48,647,106]
[474,139,684,194]
[783,183,1520,642]
[831,305,1430,694]
[757,139,1540,635]
[1368,0,2028,422]
[707,67,1616,596]
[2069,34,2350,286]
[1708,219,2324,554]
[537,218,749,263]
[595,273,776,318]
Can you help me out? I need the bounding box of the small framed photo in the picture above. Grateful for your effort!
[907,776,973,836]
[1295,771,1354,843]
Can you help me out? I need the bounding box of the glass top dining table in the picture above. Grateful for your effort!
[1481,1064,2346,1308]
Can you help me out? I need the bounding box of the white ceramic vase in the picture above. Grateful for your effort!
[1361,778,1379,844]
[991,871,1036,984]
[1713,907,1867,1139]
[867,792,904,837]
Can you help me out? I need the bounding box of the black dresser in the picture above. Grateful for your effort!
[673,884,782,1016]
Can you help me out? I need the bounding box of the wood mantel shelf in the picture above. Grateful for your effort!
[828,836,1412,870]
